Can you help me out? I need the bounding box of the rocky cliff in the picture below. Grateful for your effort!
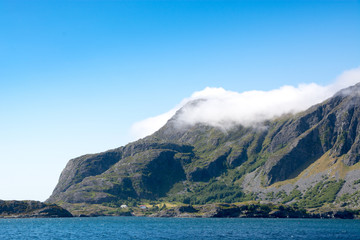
[47,83,360,213]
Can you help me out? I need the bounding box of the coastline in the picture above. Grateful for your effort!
[1,200,359,220]
[61,202,360,220]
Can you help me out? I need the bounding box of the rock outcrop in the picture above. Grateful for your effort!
[0,200,73,218]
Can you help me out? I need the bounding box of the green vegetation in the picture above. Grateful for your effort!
[101,197,139,208]
[354,179,360,185]
[165,179,252,204]
[282,189,302,204]
[336,190,360,207]
[297,180,345,208]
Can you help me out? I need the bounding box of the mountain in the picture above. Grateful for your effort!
[47,83,360,215]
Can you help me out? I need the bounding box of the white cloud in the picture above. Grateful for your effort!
[131,67,360,139]
[130,108,179,140]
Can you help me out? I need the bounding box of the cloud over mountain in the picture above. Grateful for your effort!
[131,67,360,140]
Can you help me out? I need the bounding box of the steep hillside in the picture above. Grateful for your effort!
[47,83,360,213]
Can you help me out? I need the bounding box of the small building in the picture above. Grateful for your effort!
[139,205,147,209]
[120,205,128,209]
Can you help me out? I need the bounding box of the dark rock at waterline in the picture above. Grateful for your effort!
[310,210,356,219]
[0,200,73,218]
[149,204,357,219]
[177,205,198,213]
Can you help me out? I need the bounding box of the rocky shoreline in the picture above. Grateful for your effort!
[0,200,73,218]
[146,203,358,219]
[1,200,358,219]
[60,202,360,219]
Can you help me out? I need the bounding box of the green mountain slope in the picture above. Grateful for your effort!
[47,83,360,213]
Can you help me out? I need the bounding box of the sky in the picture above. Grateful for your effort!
[0,0,360,201]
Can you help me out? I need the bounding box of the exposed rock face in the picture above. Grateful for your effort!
[149,203,355,219]
[51,149,123,198]
[0,200,72,218]
[48,143,191,204]
[48,83,360,212]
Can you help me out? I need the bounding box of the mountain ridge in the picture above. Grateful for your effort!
[47,83,360,214]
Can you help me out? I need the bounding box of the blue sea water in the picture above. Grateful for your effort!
[1,217,360,240]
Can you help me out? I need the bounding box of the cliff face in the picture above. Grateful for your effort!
[48,83,360,211]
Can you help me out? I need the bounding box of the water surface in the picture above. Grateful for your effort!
[1,217,360,239]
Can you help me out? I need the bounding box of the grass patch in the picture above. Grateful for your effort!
[297,179,345,208]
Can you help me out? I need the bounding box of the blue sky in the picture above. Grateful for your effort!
[1,0,360,201]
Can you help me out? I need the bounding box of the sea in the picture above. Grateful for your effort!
[1,217,360,240]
